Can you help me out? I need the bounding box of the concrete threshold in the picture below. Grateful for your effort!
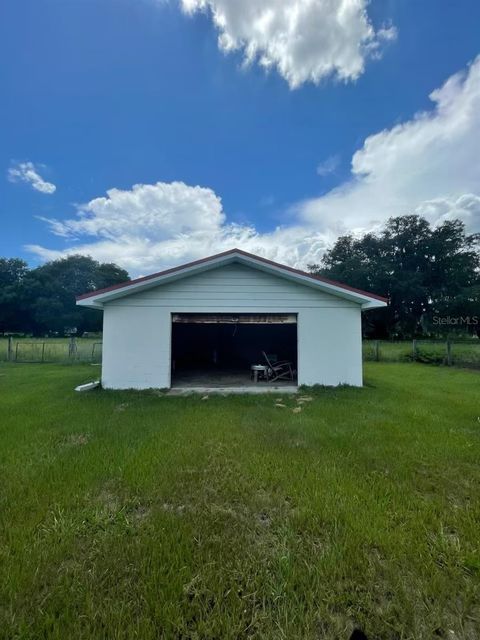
[167,385,298,395]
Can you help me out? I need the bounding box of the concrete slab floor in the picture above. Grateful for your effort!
[170,368,298,394]
[167,385,299,395]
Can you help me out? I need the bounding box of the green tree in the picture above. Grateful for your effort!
[309,215,480,338]
[22,255,129,335]
[0,258,29,333]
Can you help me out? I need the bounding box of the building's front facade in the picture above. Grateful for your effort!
[77,249,387,390]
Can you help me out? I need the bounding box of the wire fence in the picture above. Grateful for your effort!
[0,337,102,363]
[1,337,479,369]
[363,339,480,369]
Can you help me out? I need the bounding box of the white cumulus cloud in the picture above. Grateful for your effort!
[180,0,396,88]
[296,55,480,235]
[38,181,225,240]
[27,56,480,275]
[27,180,331,273]
[8,162,56,194]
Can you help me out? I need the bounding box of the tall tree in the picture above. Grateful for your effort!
[0,255,129,335]
[309,215,480,338]
[0,258,29,332]
[20,255,129,335]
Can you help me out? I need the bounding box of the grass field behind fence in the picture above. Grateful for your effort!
[1,362,480,639]
[0,337,102,363]
[363,339,480,367]
[1,337,480,368]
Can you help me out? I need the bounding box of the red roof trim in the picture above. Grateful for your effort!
[76,248,388,303]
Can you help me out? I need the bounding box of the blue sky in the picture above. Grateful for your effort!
[1,0,480,275]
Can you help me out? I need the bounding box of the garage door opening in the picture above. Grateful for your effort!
[171,313,298,388]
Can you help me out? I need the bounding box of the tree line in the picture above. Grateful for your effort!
[0,255,129,335]
[1,215,479,338]
[309,215,480,338]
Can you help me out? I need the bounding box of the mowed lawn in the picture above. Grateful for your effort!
[1,364,479,639]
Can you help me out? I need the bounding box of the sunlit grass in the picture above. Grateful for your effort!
[1,362,479,639]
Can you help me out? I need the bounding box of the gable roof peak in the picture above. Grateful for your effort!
[76,248,387,308]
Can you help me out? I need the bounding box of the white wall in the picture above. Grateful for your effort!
[297,307,363,386]
[102,306,171,389]
[101,263,363,389]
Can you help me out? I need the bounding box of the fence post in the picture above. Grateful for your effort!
[41,342,45,363]
[7,336,13,362]
[374,340,379,361]
[446,339,452,366]
[69,336,77,360]
[15,342,19,362]
[412,339,417,361]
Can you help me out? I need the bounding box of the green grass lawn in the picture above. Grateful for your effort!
[1,363,479,639]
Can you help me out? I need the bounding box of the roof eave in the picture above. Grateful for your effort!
[361,300,388,310]
[77,299,103,309]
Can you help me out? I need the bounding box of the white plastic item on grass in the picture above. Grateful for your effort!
[74,381,100,392]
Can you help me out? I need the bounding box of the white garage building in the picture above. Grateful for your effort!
[77,249,387,390]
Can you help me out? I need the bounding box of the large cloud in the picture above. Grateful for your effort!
[27,56,480,275]
[38,181,225,240]
[296,55,480,235]
[29,181,331,272]
[180,0,396,88]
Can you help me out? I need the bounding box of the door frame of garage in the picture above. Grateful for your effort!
[169,312,299,390]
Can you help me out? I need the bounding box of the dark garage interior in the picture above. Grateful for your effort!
[171,313,297,387]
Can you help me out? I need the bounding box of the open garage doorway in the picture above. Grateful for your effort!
[171,313,298,389]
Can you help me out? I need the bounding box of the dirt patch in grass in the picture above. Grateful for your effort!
[94,486,122,513]
[90,484,152,524]
[162,501,187,515]
[61,433,90,447]
[127,503,151,523]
